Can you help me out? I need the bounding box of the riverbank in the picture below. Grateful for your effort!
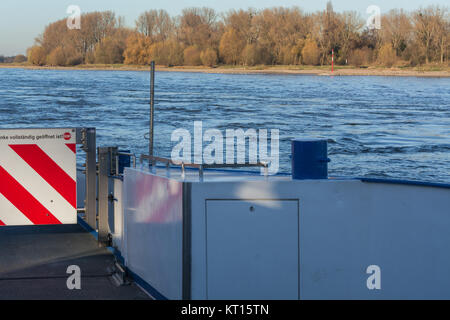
[1,63,449,77]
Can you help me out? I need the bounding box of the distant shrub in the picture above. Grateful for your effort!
[148,42,166,65]
[301,39,320,65]
[200,48,218,67]
[165,39,184,66]
[183,46,202,66]
[401,45,424,66]
[27,46,47,66]
[85,51,96,64]
[377,43,397,67]
[47,47,66,66]
[348,48,371,67]
[66,54,83,66]
[13,55,27,63]
[240,44,272,66]
[46,46,83,66]
[94,37,125,64]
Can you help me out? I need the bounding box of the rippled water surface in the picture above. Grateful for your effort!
[0,68,449,182]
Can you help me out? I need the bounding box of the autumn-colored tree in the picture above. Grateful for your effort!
[200,48,218,66]
[149,41,184,66]
[241,43,272,66]
[183,46,202,65]
[30,11,119,66]
[95,37,125,64]
[36,19,67,55]
[377,43,397,67]
[165,39,185,66]
[27,46,47,66]
[178,7,222,52]
[147,42,165,65]
[253,7,312,64]
[24,4,450,68]
[241,44,259,66]
[47,47,66,66]
[279,43,304,65]
[224,9,257,44]
[219,28,245,65]
[123,33,152,65]
[301,39,320,65]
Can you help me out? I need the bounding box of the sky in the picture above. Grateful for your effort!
[0,0,447,56]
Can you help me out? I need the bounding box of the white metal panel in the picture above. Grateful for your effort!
[206,199,299,300]
[112,178,124,252]
[123,168,183,299]
[189,178,450,299]
[299,182,450,300]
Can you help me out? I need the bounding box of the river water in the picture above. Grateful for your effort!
[0,68,449,183]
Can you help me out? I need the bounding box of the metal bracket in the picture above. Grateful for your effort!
[108,261,130,287]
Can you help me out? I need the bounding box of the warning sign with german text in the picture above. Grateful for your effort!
[0,128,77,226]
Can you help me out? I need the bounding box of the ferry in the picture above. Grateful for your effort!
[0,69,449,300]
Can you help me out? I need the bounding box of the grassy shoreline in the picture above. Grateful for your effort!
[1,63,449,77]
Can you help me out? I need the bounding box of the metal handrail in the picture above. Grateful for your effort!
[115,152,136,175]
[140,154,269,179]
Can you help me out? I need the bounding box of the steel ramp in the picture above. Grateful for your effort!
[0,224,150,300]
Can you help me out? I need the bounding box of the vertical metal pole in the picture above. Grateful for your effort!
[85,128,97,230]
[182,182,192,300]
[149,61,155,162]
[98,147,114,246]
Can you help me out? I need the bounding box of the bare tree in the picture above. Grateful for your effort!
[315,1,343,65]
[381,9,412,56]
[339,11,364,62]
[412,6,442,64]
[136,10,173,42]
[432,7,449,63]
[178,7,219,49]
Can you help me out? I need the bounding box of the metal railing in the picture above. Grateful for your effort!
[140,154,269,180]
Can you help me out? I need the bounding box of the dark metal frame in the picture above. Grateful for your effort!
[77,127,97,230]
[182,183,192,300]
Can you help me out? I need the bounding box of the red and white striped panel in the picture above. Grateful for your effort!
[0,128,77,226]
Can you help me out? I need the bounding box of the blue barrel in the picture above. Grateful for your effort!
[291,139,329,179]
